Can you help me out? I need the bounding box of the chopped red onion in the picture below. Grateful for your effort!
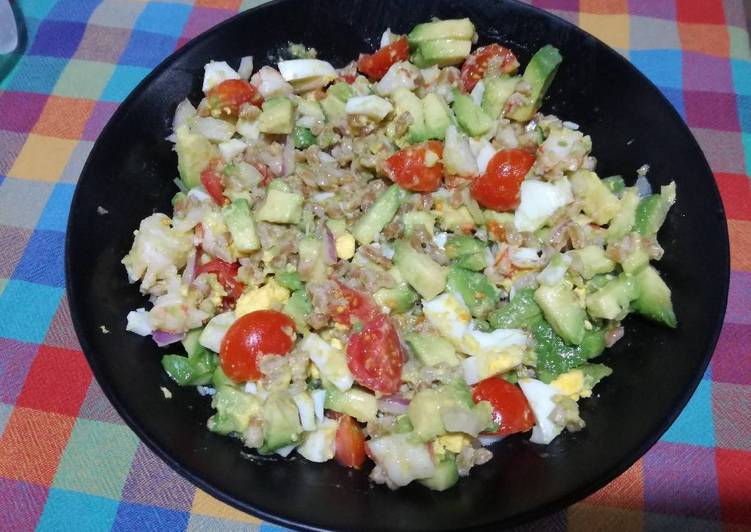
[152,330,185,347]
[323,227,338,264]
[377,395,409,415]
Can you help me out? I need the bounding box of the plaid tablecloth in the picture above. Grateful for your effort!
[0,0,749,530]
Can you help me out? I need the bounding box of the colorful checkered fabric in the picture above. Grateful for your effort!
[0,0,749,530]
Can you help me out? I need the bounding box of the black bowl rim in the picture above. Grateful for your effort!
[65,0,730,529]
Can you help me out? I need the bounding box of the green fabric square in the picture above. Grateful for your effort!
[728,27,751,61]
[53,59,115,99]
[53,418,139,499]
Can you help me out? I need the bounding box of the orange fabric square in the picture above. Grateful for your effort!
[32,96,96,140]
[17,346,92,417]
[676,0,725,24]
[729,219,751,272]
[678,22,730,56]
[568,504,644,532]
[0,407,75,485]
[7,134,78,182]
[192,488,262,524]
[195,0,242,8]
[579,13,630,50]
[580,0,628,14]
[583,458,644,510]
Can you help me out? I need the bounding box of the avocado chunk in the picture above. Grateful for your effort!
[255,188,304,224]
[618,240,650,274]
[570,169,620,225]
[175,124,217,189]
[452,90,494,137]
[607,187,640,241]
[631,265,677,328]
[403,211,435,236]
[211,366,236,389]
[292,126,316,149]
[506,45,562,122]
[567,245,616,280]
[437,204,475,232]
[161,346,217,387]
[393,240,448,300]
[534,281,586,345]
[602,175,625,196]
[531,320,606,383]
[488,287,543,329]
[407,381,489,442]
[352,184,401,245]
[275,269,304,291]
[374,283,419,314]
[585,274,640,321]
[412,39,473,68]
[324,387,377,423]
[282,289,312,331]
[391,88,428,143]
[207,386,262,436]
[223,198,260,253]
[408,18,476,45]
[258,97,294,135]
[419,459,459,491]
[406,333,461,367]
[422,93,452,140]
[445,235,487,271]
[258,392,303,453]
[321,82,355,123]
[634,194,670,236]
[408,388,446,441]
[482,75,520,119]
[297,237,326,282]
[447,266,498,318]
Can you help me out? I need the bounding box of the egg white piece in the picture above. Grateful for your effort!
[218,138,247,162]
[300,333,354,392]
[519,378,564,444]
[514,178,573,232]
[345,95,394,122]
[422,293,472,349]
[461,324,528,358]
[297,419,338,463]
[198,311,236,353]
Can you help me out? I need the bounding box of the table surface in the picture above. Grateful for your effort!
[0,0,749,530]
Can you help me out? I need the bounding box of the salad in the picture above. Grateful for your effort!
[123,18,678,491]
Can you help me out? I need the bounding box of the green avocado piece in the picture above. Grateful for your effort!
[412,39,472,68]
[488,288,543,330]
[419,459,459,491]
[405,333,461,367]
[481,75,520,119]
[506,45,562,122]
[585,273,640,321]
[447,266,498,318]
[352,184,401,245]
[282,289,312,332]
[408,18,475,46]
[392,88,429,143]
[207,386,262,436]
[534,282,586,346]
[374,284,419,314]
[445,235,487,272]
[258,392,303,453]
[223,198,260,253]
[634,194,671,236]
[175,124,217,189]
[631,265,677,328]
[452,90,494,137]
[258,97,294,135]
[422,93,453,140]
[393,240,448,300]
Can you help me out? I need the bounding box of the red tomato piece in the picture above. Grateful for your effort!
[357,37,409,80]
[335,415,367,469]
[383,141,444,193]
[346,315,405,395]
[472,376,535,435]
[206,79,263,117]
[200,165,226,205]
[195,258,244,302]
[251,161,274,186]
[470,149,535,211]
[460,44,520,92]
[330,282,380,327]
[219,310,296,381]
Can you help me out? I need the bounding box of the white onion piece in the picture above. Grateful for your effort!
[251,66,293,99]
[274,444,298,457]
[181,249,198,285]
[172,99,196,131]
[635,174,652,197]
[380,28,397,48]
[311,389,326,423]
[152,330,185,347]
[470,80,485,106]
[478,434,505,446]
[202,61,240,92]
[193,116,235,142]
[282,135,296,176]
[238,56,254,79]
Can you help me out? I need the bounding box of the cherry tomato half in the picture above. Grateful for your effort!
[195,258,244,303]
[200,164,226,206]
[346,314,405,395]
[219,310,296,382]
[330,282,380,327]
[335,415,367,469]
[383,141,444,193]
[472,376,535,436]
[206,79,263,118]
[460,44,520,93]
[357,37,409,80]
[470,149,536,211]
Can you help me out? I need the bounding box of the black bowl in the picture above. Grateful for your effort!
[66,0,729,529]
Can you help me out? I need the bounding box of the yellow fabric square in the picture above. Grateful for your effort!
[192,488,262,524]
[579,13,630,50]
[8,134,78,182]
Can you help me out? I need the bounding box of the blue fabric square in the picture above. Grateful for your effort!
[731,59,751,96]
[28,20,86,58]
[134,2,191,38]
[47,0,99,23]
[661,379,715,447]
[18,0,58,20]
[737,94,751,132]
[102,65,151,102]
[1,55,68,93]
[13,230,65,287]
[37,183,75,232]
[0,280,62,343]
[118,30,175,68]
[37,488,119,532]
[658,87,685,120]
[260,524,294,532]
[112,502,189,531]
[744,133,751,176]
[631,49,683,90]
